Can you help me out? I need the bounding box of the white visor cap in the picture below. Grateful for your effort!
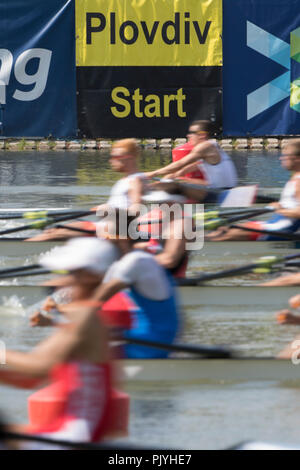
[40,237,120,275]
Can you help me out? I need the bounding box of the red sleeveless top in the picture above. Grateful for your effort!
[172,143,206,180]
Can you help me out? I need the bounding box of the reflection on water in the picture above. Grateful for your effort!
[0,149,288,208]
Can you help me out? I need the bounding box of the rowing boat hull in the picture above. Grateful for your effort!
[117,358,300,384]
[0,239,299,258]
[1,284,299,307]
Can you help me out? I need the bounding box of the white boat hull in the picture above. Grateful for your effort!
[0,239,299,258]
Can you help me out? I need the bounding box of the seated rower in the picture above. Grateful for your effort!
[27,138,147,242]
[30,237,121,328]
[208,139,300,241]
[136,191,195,278]
[146,120,238,202]
[31,217,181,360]
[92,212,181,359]
[0,238,121,446]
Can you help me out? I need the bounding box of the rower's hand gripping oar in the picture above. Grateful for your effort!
[0,210,94,236]
[177,252,300,286]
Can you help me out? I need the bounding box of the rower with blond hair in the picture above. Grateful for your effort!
[27,138,147,242]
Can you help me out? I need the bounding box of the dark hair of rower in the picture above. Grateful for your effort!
[190,120,215,138]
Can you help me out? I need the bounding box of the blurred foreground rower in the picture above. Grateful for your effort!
[0,238,121,447]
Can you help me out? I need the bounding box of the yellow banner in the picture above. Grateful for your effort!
[76,0,222,66]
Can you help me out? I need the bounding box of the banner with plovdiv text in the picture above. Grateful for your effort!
[76,0,222,139]
[223,0,300,136]
[0,0,77,138]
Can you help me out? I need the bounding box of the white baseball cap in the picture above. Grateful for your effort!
[40,237,120,274]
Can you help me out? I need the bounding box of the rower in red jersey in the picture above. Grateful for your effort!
[146,120,237,203]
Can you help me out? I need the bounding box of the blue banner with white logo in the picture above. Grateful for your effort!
[223,0,300,136]
[0,0,77,138]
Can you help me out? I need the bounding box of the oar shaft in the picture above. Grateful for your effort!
[0,209,94,220]
[0,268,50,279]
[124,336,232,358]
[177,252,300,285]
[0,263,40,276]
[230,224,300,241]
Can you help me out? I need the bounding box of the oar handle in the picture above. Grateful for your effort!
[54,224,96,235]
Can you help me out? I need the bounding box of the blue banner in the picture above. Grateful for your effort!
[0,0,77,138]
[223,0,300,136]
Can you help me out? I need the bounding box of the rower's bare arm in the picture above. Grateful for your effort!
[147,143,211,178]
[197,142,220,165]
[260,273,300,286]
[289,294,300,309]
[173,163,208,184]
[27,222,91,242]
[276,179,300,218]
[1,324,82,378]
[94,279,129,303]
[276,309,300,325]
[128,177,144,207]
[155,220,187,269]
[155,240,186,270]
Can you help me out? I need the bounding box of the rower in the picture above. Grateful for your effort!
[98,138,146,211]
[208,139,300,241]
[137,191,194,278]
[29,237,121,328]
[146,120,238,202]
[0,238,121,446]
[92,211,181,359]
[30,217,181,359]
[26,138,147,242]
